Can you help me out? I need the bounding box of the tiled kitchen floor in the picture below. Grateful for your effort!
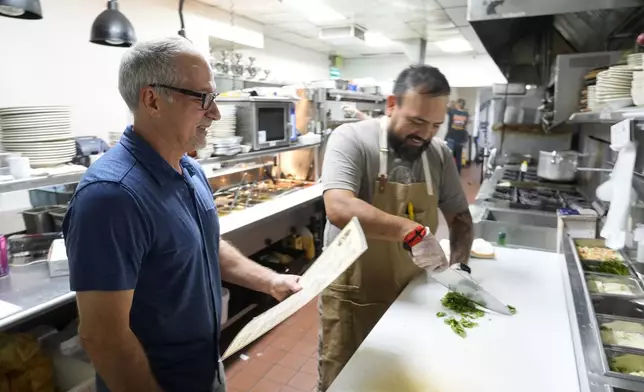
[224,165,482,392]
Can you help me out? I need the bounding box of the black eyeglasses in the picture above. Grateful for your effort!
[149,84,218,110]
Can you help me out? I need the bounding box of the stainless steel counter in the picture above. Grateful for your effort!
[562,233,644,392]
[0,185,323,331]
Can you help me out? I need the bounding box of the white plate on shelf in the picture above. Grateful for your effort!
[0,118,71,127]
[30,158,74,168]
[0,113,71,123]
[1,140,74,149]
[1,129,71,139]
[0,106,70,115]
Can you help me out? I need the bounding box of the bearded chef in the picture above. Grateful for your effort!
[318,65,474,391]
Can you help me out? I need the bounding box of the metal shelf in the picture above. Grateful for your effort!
[0,142,321,194]
[199,141,321,166]
[568,108,644,124]
[326,89,385,103]
[0,171,86,194]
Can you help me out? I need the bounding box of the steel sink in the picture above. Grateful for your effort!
[484,208,558,228]
[473,207,559,252]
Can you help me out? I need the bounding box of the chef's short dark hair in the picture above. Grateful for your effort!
[393,65,451,105]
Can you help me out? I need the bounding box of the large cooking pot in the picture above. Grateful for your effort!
[537,150,579,182]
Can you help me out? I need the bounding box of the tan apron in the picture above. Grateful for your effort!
[318,117,440,391]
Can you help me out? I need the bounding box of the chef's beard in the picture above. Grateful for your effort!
[388,131,430,162]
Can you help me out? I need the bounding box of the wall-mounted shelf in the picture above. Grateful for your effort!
[0,142,321,194]
[568,108,644,124]
[326,89,385,103]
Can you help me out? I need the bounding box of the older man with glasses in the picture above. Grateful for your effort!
[63,36,302,392]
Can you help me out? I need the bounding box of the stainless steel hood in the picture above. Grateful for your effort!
[468,0,644,84]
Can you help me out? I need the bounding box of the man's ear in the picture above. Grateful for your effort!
[141,86,162,118]
[386,95,397,116]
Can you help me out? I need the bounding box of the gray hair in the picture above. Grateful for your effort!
[118,36,199,112]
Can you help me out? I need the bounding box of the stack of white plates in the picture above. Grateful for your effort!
[208,105,237,141]
[595,66,639,109]
[628,53,644,67]
[587,86,600,111]
[0,106,75,168]
[633,71,644,106]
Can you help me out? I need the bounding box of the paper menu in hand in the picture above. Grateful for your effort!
[222,217,368,360]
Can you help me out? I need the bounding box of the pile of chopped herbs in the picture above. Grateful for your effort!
[582,260,630,276]
[437,292,517,338]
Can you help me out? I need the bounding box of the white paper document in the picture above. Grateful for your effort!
[0,299,22,319]
[222,217,368,359]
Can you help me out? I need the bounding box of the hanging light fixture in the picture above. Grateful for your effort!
[90,0,136,47]
[0,0,42,19]
[177,0,187,39]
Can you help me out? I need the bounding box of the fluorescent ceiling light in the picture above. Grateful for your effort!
[282,0,345,24]
[436,37,473,53]
[364,32,394,47]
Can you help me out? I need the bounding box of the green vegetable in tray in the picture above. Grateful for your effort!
[436,312,446,318]
[507,305,517,315]
[582,260,630,276]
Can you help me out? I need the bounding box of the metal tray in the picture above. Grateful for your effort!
[605,347,644,382]
[575,239,624,263]
[594,297,644,320]
[585,273,644,298]
[598,314,644,352]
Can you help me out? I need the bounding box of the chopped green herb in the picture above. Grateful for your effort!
[582,260,630,276]
[444,317,466,338]
[460,318,478,329]
[441,292,485,319]
[436,312,447,318]
[507,305,517,315]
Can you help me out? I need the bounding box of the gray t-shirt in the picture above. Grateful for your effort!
[322,118,469,245]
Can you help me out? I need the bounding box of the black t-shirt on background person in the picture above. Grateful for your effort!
[445,108,469,145]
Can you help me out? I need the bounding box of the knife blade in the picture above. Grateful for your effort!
[432,268,512,315]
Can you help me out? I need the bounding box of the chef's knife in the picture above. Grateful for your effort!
[432,268,512,315]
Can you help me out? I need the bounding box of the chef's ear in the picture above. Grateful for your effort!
[386,95,397,115]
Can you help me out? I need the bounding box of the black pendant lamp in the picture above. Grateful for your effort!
[0,0,42,19]
[177,0,187,39]
[90,0,136,48]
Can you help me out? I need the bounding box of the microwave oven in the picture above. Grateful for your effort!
[217,97,295,151]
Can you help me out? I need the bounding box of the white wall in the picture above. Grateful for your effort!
[341,53,507,88]
[238,38,329,84]
[0,0,328,142]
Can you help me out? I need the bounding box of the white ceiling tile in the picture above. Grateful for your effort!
[436,0,468,8]
[445,7,468,27]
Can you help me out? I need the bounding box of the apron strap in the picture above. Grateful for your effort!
[378,117,389,192]
[421,153,434,196]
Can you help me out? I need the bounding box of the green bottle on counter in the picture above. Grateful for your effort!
[498,231,506,246]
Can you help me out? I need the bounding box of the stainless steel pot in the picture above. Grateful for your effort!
[537,150,579,182]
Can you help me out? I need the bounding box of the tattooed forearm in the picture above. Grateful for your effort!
[444,210,474,265]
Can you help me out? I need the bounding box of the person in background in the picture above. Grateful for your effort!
[445,98,470,174]
[318,65,474,390]
[63,36,301,392]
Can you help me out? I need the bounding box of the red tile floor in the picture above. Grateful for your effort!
[224,165,482,392]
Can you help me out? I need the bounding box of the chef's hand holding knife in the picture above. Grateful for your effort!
[404,226,449,272]
[405,226,474,278]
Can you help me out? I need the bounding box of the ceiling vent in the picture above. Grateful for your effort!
[319,24,366,46]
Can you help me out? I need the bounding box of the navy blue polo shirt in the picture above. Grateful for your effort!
[63,126,223,392]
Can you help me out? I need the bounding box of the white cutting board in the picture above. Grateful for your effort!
[327,247,580,392]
